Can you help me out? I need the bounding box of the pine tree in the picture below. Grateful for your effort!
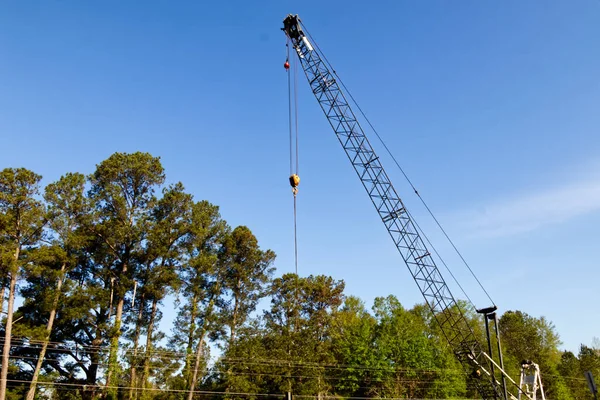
[0,168,45,400]
[86,152,165,398]
[168,200,227,400]
[129,183,193,399]
[20,173,88,400]
[219,226,275,391]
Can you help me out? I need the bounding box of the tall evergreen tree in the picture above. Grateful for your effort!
[261,274,345,397]
[221,226,275,347]
[219,226,275,391]
[16,172,89,400]
[129,183,193,399]
[87,152,165,398]
[167,200,227,400]
[0,168,45,400]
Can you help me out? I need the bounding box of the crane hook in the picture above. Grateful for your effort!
[289,174,300,196]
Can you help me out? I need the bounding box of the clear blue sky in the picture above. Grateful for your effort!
[2,1,600,355]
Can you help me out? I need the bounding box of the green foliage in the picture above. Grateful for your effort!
[0,168,46,400]
[220,226,275,342]
[0,167,45,244]
[0,167,46,284]
[87,152,166,398]
[370,295,465,399]
[500,310,572,399]
[330,296,380,395]
[2,153,594,400]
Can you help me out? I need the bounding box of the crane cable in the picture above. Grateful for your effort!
[300,22,496,309]
[286,38,300,277]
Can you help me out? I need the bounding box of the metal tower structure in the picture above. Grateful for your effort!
[282,14,541,400]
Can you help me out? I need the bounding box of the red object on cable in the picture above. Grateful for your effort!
[284,61,290,70]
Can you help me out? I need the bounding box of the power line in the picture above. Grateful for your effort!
[8,347,467,375]
[3,378,478,399]
[3,379,281,396]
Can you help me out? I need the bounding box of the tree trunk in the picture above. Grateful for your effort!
[140,298,158,400]
[183,294,197,384]
[0,246,20,400]
[128,294,145,400]
[225,294,240,392]
[106,263,127,398]
[86,332,104,400]
[25,263,66,400]
[106,296,124,397]
[187,292,218,400]
[229,294,240,348]
[186,331,206,400]
[0,286,5,325]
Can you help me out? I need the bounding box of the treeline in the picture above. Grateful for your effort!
[0,152,597,400]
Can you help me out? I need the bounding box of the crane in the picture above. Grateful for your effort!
[282,14,544,400]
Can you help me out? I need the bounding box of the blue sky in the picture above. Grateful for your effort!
[2,1,600,355]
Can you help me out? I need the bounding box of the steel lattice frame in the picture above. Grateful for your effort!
[283,14,504,400]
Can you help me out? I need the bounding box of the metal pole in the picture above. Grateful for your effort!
[493,313,509,400]
[585,371,598,400]
[483,314,498,399]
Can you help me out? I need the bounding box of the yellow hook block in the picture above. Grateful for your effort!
[289,174,300,196]
[289,174,300,188]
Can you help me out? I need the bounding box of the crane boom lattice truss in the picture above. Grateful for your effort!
[283,14,504,399]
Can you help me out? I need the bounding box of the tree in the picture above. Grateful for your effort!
[0,168,45,400]
[17,172,88,400]
[219,226,275,391]
[86,152,165,398]
[579,344,600,377]
[127,183,193,399]
[166,200,227,400]
[209,274,343,397]
[579,343,600,398]
[221,226,275,347]
[558,350,589,399]
[409,303,467,399]
[14,170,109,399]
[369,296,465,399]
[258,274,345,397]
[499,310,571,399]
[330,296,379,397]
